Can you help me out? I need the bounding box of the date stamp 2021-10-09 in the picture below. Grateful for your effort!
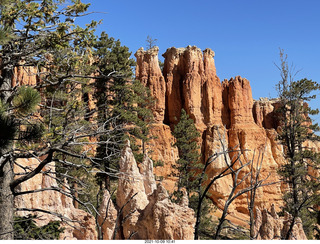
[145,240,175,244]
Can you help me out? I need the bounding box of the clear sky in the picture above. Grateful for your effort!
[81,0,320,123]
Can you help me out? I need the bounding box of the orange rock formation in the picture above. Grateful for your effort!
[101,141,195,240]
[134,45,302,222]
[253,205,307,240]
[10,45,317,240]
[14,158,97,240]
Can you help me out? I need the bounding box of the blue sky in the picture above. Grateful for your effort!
[81,0,320,123]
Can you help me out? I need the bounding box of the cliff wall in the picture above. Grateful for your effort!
[135,46,293,218]
[10,45,315,240]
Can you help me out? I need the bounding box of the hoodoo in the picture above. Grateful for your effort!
[134,45,317,220]
[11,45,316,240]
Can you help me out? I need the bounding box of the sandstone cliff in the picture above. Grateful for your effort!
[253,205,307,240]
[114,141,195,240]
[10,44,316,240]
[14,158,97,240]
[134,45,317,227]
[14,142,195,240]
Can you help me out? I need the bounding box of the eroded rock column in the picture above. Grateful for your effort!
[135,47,166,123]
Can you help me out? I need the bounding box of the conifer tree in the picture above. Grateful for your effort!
[172,109,201,197]
[172,109,217,240]
[93,32,154,190]
[0,0,105,239]
[276,50,320,239]
[146,35,157,50]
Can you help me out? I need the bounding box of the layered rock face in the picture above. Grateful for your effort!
[14,142,195,240]
[14,158,97,240]
[114,141,195,240]
[134,46,295,222]
[97,141,195,240]
[135,47,166,123]
[162,45,222,130]
[253,205,307,240]
[135,47,179,191]
[12,65,38,87]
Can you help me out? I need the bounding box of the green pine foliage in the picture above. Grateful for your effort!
[189,194,217,239]
[0,0,15,45]
[0,86,41,152]
[0,112,17,152]
[93,32,154,190]
[14,215,64,240]
[12,86,41,116]
[276,50,320,239]
[172,108,201,197]
[172,109,217,239]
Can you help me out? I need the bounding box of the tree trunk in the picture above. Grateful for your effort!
[0,61,15,240]
[73,182,79,209]
[0,158,14,240]
[194,195,202,240]
[285,160,298,240]
[0,66,13,103]
[214,205,228,239]
[249,206,255,239]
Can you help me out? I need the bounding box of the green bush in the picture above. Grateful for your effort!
[14,215,65,240]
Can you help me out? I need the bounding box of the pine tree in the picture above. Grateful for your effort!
[0,0,101,239]
[172,109,201,197]
[14,215,64,240]
[172,109,217,239]
[146,35,157,50]
[93,32,154,191]
[276,50,320,239]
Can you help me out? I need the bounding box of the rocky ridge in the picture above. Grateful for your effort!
[134,45,318,227]
[11,45,316,240]
[135,46,285,214]
[253,205,307,240]
[14,142,196,240]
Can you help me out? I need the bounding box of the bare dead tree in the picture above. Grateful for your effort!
[246,147,279,239]
[112,192,138,240]
[247,148,265,239]
[96,189,116,240]
[194,127,272,240]
[146,35,158,50]
[213,153,252,239]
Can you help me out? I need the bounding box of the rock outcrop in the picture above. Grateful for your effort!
[116,140,149,239]
[134,45,317,224]
[138,154,157,195]
[253,205,307,240]
[115,141,196,240]
[14,158,97,240]
[135,183,195,240]
[135,47,166,123]
[97,190,118,240]
[147,124,179,191]
[162,46,222,130]
[253,98,281,129]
